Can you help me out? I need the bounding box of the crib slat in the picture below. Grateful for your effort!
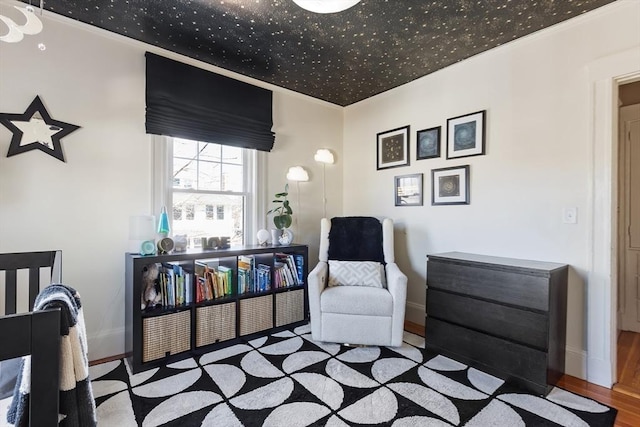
[5,269,17,315]
[28,267,40,310]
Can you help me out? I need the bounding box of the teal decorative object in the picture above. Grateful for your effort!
[157,206,170,237]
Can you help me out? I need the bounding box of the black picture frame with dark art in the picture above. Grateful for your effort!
[395,173,423,206]
[376,125,409,170]
[446,110,485,159]
[431,165,470,205]
[416,126,441,160]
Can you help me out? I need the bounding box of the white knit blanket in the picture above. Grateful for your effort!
[6,284,96,427]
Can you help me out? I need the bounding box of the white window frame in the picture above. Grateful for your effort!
[152,135,265,246]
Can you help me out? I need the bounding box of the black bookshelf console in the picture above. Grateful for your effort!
[125,244,308,374]
[425,252,568,396]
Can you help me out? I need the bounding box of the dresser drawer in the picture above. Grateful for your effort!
[427,260,549,311]
[426,318,548,394]
[427,289,549,349]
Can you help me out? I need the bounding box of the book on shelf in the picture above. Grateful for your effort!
[294,254,304,284]
[256,264,271,292]
[237,255,255,294]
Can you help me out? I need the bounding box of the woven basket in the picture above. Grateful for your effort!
[275,289,305,327]
[196,302,236,347]
[142,310,191,362]
[239,295,273,336]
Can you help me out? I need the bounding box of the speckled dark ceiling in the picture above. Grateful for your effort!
[25,0,616,106]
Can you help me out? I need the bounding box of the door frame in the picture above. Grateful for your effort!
[587,47,640,388]
[618,104,640,333]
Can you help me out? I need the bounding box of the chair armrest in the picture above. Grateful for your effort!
[307,261,328,341]
[385,262,408,346]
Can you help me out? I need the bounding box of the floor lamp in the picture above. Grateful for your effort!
[314,149,335,218]
[286,166,309,236]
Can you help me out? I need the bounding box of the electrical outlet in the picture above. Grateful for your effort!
[563,207,577,224]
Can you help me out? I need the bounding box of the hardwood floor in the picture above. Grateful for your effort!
[405,320,640,427]
[614,331,640,399]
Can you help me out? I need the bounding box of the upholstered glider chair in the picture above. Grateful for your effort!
[307,216,408,347]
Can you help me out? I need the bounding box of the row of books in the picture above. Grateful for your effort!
[143,253,304,310]
[274,253,304,289]
[158,263,193,307]
[195,261,233,303]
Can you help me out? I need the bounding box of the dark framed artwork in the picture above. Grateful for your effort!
[395,173,423,206]
[416,126,441,160]
[376,125,410,170]
[446,110,486,159]
[431,165,470,205]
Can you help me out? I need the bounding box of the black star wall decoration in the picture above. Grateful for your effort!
[0,96,80,162]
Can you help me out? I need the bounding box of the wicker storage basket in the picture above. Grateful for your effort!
[142,310,191,362]
[275,289,305,327]
[239,295,273,336]
[196,302,236,347]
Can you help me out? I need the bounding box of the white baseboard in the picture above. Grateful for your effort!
[565,345,587,380]
[405,301,425,326]
[87,327,125,362]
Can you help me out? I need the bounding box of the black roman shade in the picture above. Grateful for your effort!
[145,52,275,151]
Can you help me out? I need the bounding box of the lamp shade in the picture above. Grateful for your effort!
[291,0,360,14]
[314,148,335,164]
[286,166,309,182]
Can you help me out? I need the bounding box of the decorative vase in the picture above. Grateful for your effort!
[278,228,294,245]
[270,229,282,246]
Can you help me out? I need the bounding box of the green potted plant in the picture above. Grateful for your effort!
[267,184,293,230]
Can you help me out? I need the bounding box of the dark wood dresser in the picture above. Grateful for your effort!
[425,252,568,395]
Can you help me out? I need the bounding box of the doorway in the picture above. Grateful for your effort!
[614,80,640,397]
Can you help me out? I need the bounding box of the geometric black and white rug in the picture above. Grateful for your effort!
[89,324,617,426]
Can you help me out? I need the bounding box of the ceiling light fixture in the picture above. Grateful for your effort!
[0,1,44,45]
[291,0,361,14]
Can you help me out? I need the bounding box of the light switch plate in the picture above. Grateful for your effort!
[563,207,577,224]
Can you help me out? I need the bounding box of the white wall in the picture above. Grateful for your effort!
[343,0,640,379]
[0,5,342,360]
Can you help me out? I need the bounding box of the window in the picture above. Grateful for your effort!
[161,137,258,249]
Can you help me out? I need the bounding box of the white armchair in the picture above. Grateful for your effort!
[307,217,408,347]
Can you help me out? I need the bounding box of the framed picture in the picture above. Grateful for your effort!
[446,110,486,159]
[431,165,470,205]
[377,125,410,170]
[395,173,423,206]
[416,126,441,160]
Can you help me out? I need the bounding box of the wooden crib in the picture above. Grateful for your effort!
[0,251,62,426]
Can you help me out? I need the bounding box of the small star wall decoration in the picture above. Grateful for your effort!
[0,96,80,162]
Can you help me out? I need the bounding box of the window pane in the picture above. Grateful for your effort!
[198,161,221,191]
[222,164,243,192]
[222,145,243,165]
[173,192,244,247]
[174,138,198,158]
[173,158,196,189]
[199,142,222,162]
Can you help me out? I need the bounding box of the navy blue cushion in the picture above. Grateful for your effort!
[328,217,384,263]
